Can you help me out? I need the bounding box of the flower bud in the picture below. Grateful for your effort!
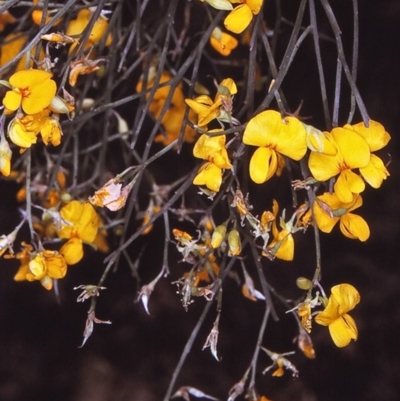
[227,229,241,256]
[296,277,313,290]
[211,224,226,248]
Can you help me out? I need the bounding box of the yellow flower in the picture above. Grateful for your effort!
[66,8,112,52]
[27,250,67,290]
[154,106,197,146]
[210,27,238,56]
[31,0,62,26]
[243,110,307,184]
[40,115,62,146]
[3,69,57,115]
[185,78,237,127]
[193,162,224,192]
[0,33,45,73]
[308,126,370,203]
[7,118,37,149]
[60,237,84,265]
[193,133,232,192]
[345,120,391,189]
[224,0,264,34]
[58,200,100,243]
[313,192,370,241]
[13,242,34,282]
[0,11,16,32]
[315,284,360,347]
[264,200,294,261]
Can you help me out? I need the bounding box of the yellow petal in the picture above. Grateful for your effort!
[274,116,307,160]
[308,151,341,181]
[348,120,391,152]
[328,314,358,347]
[334,170,365,203]
[8,119,37,148]
[193,162,222,192]
[247,0,263,14]
[243,109,281,147]
[60,238,84,265]
[44,250,67,279]
[331,127,370,169]
[2,89,22,112]
[313,196,339,233]
[339,213,370,241]
[359,154,389,188]
[249,147,277,184]
[224,4,253,34]
[330,284,360,315]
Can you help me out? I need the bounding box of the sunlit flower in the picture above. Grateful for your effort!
[224,0,264,34]
[2,69,57,115]
[243,110,307,184]
[193,133,232,192]
[210,27,238,56]
[7,117,37,149]
[315,283,360,347]
[0,33,45,73]
[57,200,100,264]
[185,78,237,127]
[313,192,370,241]
[154,106,197,146]
[264,200,294,261]
[345,120,391,189]
[304,123,337,155]
[27,249,67,290]
[31,0,61,26]
[308,126,371,203]
[58,201,100,242]
[40,115,62,146]
[66,8,112,52]
[0,11,16,32]
[13,242,34,282]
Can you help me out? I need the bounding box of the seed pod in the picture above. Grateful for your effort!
[227,229,241,256]
[296,277,313,290]
[211,224,227,249]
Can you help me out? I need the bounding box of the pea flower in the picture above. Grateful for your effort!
[345,120,391,189]
[315,283,360,347]
[185,78,237,127]
[57,200,101,265]
[308,126,371,203]
[66,8,112,52]
[0,11,16,32]
[243,109,307,184]
[2,69,57,115]
[193,133,232,192]
[0,33,45,73]
[210,27,238,56]
[224,0,264,34]
[27,249,67,290]
[313,192,370,241]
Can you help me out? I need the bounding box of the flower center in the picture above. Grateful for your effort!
[19,86,31,99]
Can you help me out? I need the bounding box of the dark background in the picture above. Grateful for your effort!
[0,1,399,400]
